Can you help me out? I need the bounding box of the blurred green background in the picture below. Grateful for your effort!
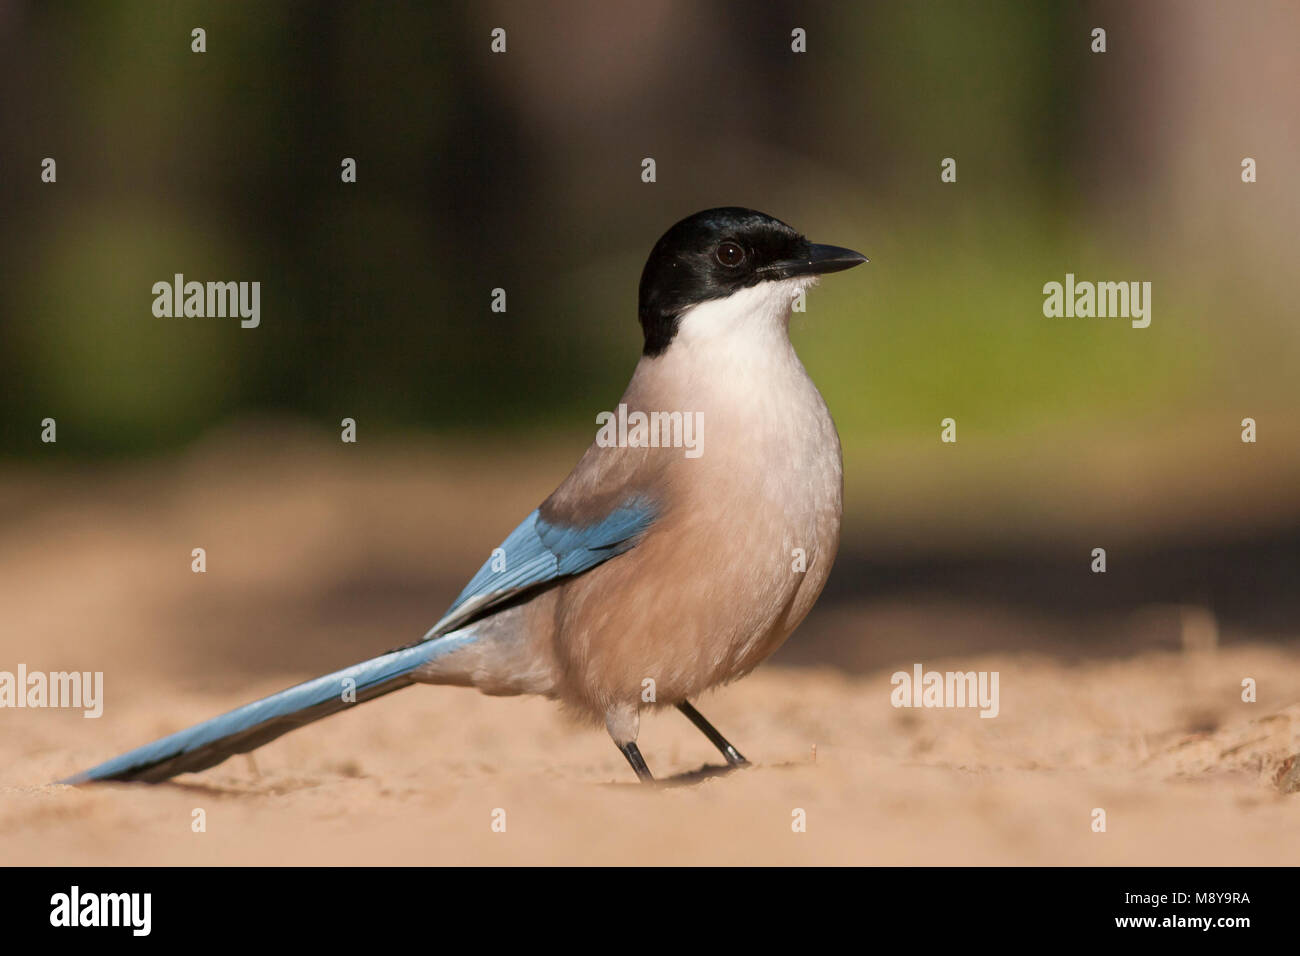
[1,1,1297,632]
[2,0,1294,447]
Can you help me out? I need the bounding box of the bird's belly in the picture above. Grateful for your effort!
[553,403,842,713]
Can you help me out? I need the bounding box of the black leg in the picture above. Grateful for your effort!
[618,741,654,782]
[677,700,749,766]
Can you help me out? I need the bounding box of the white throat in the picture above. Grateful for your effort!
[627,277,824,420]
[672,277,814,358]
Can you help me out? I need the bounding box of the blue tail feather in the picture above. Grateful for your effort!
[61,633,475,785]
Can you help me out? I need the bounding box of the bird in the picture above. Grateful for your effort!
[61,207,867,785]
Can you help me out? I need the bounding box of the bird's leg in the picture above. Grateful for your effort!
[676,700,749,766]
[606,701,653,782]
[618,741,653,782]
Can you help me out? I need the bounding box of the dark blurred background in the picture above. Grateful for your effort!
[1,1,1298,675]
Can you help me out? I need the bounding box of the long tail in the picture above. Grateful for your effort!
[61,633,475,784]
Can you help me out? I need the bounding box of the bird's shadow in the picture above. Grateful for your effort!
[602,760,792,789]
[662,762,743,787]
[151,777,324,798]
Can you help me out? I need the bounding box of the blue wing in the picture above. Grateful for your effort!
[423,495,657,638]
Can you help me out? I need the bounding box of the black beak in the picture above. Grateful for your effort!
[766,242,868,279]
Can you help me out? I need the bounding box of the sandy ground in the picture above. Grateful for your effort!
[3,433,1299,865]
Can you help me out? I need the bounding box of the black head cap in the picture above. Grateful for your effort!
[637,207,866,357]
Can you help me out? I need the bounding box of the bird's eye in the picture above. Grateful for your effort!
[715,241,745,267]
